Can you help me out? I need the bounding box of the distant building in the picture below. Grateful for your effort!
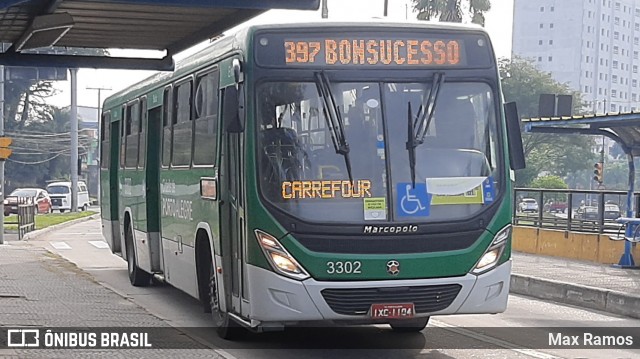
[512,0,640,113]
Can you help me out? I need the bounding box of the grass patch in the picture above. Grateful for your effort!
[5,211,96,230]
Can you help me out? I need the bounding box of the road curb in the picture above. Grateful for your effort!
[510,273,640,320]
[22,213,100,241]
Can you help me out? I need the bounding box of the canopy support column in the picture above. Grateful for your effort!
[618,153,637,267]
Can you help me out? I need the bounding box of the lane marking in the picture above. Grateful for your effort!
[215,349,240,359]
[89,241,110,249]
[427,319,563,359]
[50,241,72,250]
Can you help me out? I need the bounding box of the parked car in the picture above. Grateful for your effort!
[46,181,91,213]
[518,198,539,213]
[576,204,621,221]
[3,188,52,216]
[604,204,621,220]
[576,206,598,221]
[545,201,568,213]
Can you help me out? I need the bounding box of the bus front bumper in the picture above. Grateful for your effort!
[247,260,511,325]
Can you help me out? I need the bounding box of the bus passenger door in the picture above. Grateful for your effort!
[107,117,122,252]
[220,84,248,318]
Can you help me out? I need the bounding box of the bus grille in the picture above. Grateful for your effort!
[321,284,462,316]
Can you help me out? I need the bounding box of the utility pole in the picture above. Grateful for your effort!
[87,86,110,205]
[70,68,78,212]
[321,0,328,18]
[384,0,389,16]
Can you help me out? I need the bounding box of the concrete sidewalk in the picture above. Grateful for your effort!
[0,241,219,357]
[511,251,640,319]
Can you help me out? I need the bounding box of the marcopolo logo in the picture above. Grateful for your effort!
[7,329,40,347]
[363,225,419,234]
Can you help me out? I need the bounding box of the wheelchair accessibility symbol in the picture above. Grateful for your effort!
[397,183,431,217]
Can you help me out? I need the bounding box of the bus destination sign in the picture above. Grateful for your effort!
[255,28,495,69]
[256,31,493,68]
[284,38,463,67]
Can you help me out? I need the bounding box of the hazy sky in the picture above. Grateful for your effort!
[48,0,515,109]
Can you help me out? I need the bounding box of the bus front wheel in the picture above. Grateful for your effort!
[389,317,430,333]
[209,265,242,340]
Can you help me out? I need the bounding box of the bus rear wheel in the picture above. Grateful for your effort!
[125,222,151,287]
[209,265,242,340]
[389,317,430,333]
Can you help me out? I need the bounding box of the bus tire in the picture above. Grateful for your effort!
[389,317,429,333]
[209,264,242,340]
[125,221,151,287]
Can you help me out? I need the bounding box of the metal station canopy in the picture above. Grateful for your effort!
[523,111,640,156]
[0,0,319,70]
[523,111,640,267]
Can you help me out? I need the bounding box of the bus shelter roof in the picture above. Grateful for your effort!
[523,112,640,157]
[0,0,319,70]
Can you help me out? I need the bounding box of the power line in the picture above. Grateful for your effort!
[6,153,64,165]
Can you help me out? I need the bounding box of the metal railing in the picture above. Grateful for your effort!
[514,188,638,234]
[4,197,36,240]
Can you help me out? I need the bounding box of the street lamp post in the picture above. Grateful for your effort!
[87,86,111,205]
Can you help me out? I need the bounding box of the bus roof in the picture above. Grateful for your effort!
[103,20,490,110]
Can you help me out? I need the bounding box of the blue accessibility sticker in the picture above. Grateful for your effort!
[397,183,431,217]
[482,177,496,204]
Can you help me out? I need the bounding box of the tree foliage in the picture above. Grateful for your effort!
[412,0,491,26]
[3,47,108,190]
[499,57,597,187]
[5,109,72,191]
[530,175,568,189]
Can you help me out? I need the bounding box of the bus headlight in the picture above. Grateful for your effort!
[472,225,510,275]
[254,229,309,280]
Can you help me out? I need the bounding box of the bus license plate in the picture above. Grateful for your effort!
[370,303,415,319]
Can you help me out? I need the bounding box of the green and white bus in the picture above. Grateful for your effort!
[100,20,525,338]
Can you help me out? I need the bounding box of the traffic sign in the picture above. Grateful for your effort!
[0,147,11,160]
[0,137,12,160]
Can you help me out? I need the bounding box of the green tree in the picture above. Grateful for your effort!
[3,47,108,190]
[499,57,597,186]
[530,175,568,189]
[412,0,491,26]
[530,175,568,204]
[5,108,94,191]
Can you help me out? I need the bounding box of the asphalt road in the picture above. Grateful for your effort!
[25,220,640,359]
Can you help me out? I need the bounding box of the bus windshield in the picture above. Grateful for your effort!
[257,80,501,223]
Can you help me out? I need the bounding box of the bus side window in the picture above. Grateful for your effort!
[162,87,172,167]
[125,100,140,168]
[120,107,126,168]
[172,79,193,166]
[100,112,110,169]
[139,98,148,168]
[193,70,219,165]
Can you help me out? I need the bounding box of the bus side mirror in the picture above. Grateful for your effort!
[504,102,526,170]
[223,85,244,133]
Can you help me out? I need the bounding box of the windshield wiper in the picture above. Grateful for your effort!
[406,72,446,188]
[314,71,354,183]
